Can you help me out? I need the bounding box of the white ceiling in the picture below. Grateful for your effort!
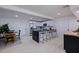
[0,8,51,22]
[15,5,73,18]
[0,5,79,21]
[70,5,79,17]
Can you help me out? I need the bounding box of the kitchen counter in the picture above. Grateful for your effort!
[32,29,57,43]
[64,31,79,53]
[32,30,52,43]
[64,31,79,37]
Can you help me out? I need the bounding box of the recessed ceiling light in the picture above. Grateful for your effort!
[30,17,33,19]
[15,15,19,17]
[57,13,61,15]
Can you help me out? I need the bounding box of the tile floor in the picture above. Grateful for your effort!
[0,36,65,53]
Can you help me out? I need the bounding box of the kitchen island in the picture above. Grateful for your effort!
[64,31,79,53]
[32,29,57,43]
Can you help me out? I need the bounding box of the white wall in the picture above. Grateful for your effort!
[0,15,78,38]
[31,16,78,37]
[29,20,55,27]
[43,20,55,26]
[0,18,54,37]
[0,18,29,37]
[54,16,79,37]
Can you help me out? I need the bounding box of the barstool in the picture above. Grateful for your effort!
[48,31,52,40]
[43,31,48,42]
[39,31,48,43]
[50,31,53,39]
[39,31,45,43]
[52,29,57,38]
[45,31,49,41]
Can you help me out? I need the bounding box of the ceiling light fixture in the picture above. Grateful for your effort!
[15,15,19,17]
[30,17,33,19]
[57,13,61,15]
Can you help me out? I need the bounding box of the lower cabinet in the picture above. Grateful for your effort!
[64,35,79,53]
[32,31,39,43]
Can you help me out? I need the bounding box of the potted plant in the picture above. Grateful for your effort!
[0,24,10,33]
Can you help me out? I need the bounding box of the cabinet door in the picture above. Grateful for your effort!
[32,31,39,43]
[64,35,79,52]
[64,35,72,50]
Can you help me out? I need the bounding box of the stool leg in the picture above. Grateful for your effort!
[39,33,44,43]
[45,32,48,42]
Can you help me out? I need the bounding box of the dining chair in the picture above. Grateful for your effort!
[16,30,21,40]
